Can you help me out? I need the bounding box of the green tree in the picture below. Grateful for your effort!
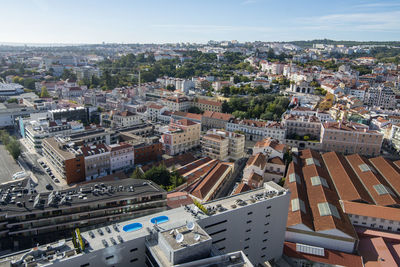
[40,86,50,98]
[7,139,21,160]
[131,167,145,180]
[166,84,176,91]
[188,106,203,114]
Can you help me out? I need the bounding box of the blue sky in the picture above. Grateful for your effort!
[1,0,400,44]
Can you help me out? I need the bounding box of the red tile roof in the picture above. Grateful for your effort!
[284,242,363,267]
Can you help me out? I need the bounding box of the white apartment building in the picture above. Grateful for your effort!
[5,182,290,266]
[163,96,191,112]
[226,119,286,142]
[107,143,134,173]
[201,129,245,161]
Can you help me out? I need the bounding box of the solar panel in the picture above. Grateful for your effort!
[296,243,325,256]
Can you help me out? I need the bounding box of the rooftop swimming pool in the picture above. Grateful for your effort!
[150,215,169,224]
[122,222,143,232]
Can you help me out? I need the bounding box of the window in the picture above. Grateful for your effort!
[130,248,138,252]
[317,202,340,219]
[209,229,226,236]
[264,230,269,234]
[106,256,114,260]
[262,247,267,250]
[218,247,226,251]
[267,206,271,209]
[80,264,90,267]
[311,176,329,188]
[212,238,226,244]
[245,229,251,232]
[130,258,138,263]
[374,184,395,196]
[291,198,306,213]
[245,237,250,241]
[246,220,252,224]
[204,220,227,229]
[244,246,249,250]
[247,211,253,215]
[263,239,268,242]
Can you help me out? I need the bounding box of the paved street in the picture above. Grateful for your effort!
[0,144,23,183]
[19,140,64,192]
[215,157,248,199]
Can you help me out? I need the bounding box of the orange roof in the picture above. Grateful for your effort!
[191,163,231,200]
[232,183,252,195]
[341,200,400,222]
[284,242,363,267]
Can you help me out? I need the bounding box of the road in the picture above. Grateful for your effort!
[0,144,23,183]
[19,142,63,192]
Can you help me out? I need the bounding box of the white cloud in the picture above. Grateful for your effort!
[297,11,400,32]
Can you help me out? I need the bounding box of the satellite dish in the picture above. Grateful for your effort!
[187,221,195,231]
[194,234,200,241]
[176,233,184,243]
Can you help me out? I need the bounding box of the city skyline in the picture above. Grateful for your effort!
[1,0,400,44]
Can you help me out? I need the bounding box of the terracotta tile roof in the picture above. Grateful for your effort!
[341,200,400,222]
[358,237,399,267]
[203,133,226,141]
[196,98,222,107]
[369,156,400,197]
[176,119,198,126]
[167,191,194,209]
[176,157,213,176]
[232,183,252,195]
[117,110,136,117]
[202,111,233,121]
[107,142,133,152]
[80,143,109,157]
[148,103,164,109]
[345,154,400,207]
[248,171,263,183]
[268,156,285,165]
[285,160,314,231]
[172,111,202,121]
[322,151,374,203]
[191,162,231,200]
[246,153,267,170]
[284,242,363,267]
[254,137,286,152]
[299,150,356,237]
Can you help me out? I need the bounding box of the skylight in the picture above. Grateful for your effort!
[311,176,329,188]
[317,202,340,219]
[291,198,306,213]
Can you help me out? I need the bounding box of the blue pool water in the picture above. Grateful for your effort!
[122,222,143,232]
[150,215,169,224]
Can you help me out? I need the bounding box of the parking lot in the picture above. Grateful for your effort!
[0,144,23,184]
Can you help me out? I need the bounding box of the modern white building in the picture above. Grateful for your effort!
[4,182,290,267]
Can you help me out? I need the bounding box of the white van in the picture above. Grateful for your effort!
[12,171,28,180]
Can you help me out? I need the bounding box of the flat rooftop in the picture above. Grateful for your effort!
[160,223,210,251]
[0,178,165,217]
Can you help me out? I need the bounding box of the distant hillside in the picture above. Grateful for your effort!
[286,39,400,48]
